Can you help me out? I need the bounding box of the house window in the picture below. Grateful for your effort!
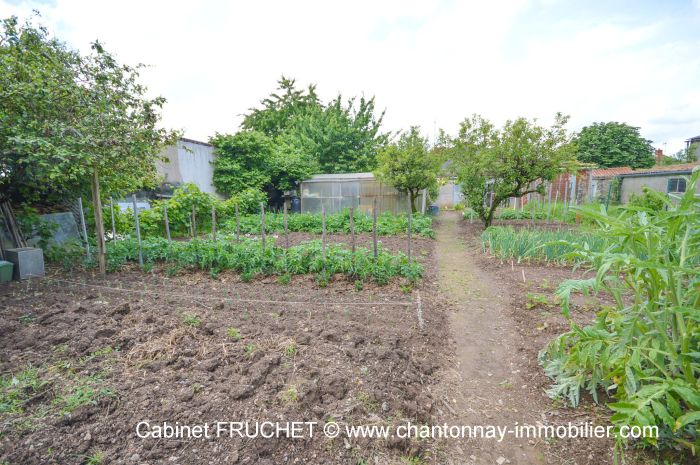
[667,178,687,193]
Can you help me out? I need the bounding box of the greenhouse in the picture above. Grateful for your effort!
[299,172,410,214]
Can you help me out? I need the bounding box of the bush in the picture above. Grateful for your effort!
[539,170,700,455]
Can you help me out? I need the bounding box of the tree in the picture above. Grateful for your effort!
[574,122,654,169]
[0,15,178,205]
[454,113,575,228]
[240,77,388,175]
[375,127,439,213]
[660,142,699,165]
[211,130,318,203]
[1,14,178,273]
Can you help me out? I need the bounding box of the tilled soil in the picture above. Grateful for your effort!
[0,236,449,465]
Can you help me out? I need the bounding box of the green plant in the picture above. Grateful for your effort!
[226,327,242,341]
[284,343,297,358]
[182,313,202,328]
[354,280,364,291]
[277,273,291,285]
[481,226,607,264]
[539,170,700,454]
[18,314,35,325]
[0,366,46,414]
[282,387,298,403]
[244,344,257,357]
[85,451,105,465]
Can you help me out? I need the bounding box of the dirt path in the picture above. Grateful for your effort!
[435,212,545,465]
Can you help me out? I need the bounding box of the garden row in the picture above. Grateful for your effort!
[104,237,423,286]
[480,171,700,456]
[97,184,434,239]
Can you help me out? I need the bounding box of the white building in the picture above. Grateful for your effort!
[156,138,219,196]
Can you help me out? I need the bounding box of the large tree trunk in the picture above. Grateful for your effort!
[91,166,106,276]
[483,199,498,228]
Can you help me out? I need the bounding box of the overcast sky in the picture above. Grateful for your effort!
[3,0,700,153]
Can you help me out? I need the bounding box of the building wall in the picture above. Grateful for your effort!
[437,182,463,208]
[620,174,698,203]
[156,139,219,196]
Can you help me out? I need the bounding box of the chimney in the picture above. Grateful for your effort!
[655,148,663,164]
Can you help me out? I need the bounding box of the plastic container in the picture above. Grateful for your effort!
[0,260,13,283]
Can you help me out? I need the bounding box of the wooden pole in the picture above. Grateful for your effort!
[283,201,289,249]
[110,197,116,240]
[78,196,90,257]
[349,206,356,254]
[372,198,378,260]
[407,197,412,263]
[321,204,327,263]
[91,167,106,276]
[235,203,240,240]
[191,203,196,238]
[547,181,553,222]
[163,204,171,242]
[132,195,143,268]
[260,202,266,251]
[211,205,217,241]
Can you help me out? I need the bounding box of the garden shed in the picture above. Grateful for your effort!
[299,173,409,214]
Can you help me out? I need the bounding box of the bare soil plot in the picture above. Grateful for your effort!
[0,235,451,465]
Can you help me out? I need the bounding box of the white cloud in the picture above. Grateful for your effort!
[2,0,699,153]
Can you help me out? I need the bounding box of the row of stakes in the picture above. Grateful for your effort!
[77,196,414,269]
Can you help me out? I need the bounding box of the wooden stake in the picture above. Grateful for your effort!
[235,203,240,240]
[407,197,412,262]
[91,167,106,276]
[191,204,196,237]
[372,198,378,260]
[211,205,217,241]
[349,206,356,254]
[132,195,143,268]
[110,197,116,240]
[283,201,289,249]
[321,204,327,263]
[163,204,171,242]
[260,202,266,251]
[78,196,90,257]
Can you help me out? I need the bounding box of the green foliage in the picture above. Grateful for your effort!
[226,328,242,341]
[628,186,667,212]
[539,170,700,453]
[210,131,275,195]
[237,76,388,178]
[376,127,440,213]
[15,206,57,248]
[0,14,178,205]
[480,226,607,263]
[574,122,655,169]
[0,366,46,414]
[182,313,202,328]
[453,113,575,227]
[222,210,434,238]
[105,237,423,285]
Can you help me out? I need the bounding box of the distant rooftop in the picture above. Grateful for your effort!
[591,167,634,178]
[179,137,213,147]
[617,162,699,178]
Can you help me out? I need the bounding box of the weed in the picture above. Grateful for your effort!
[354,280,363,291]
[282,387,298,403]
[85,451,105,465]
[165,264,181,277]
[277,273,291,285]
[19,314,35,325]
[356,391,378,412]
[525,293,551,309]
[182,313,202,327]
[244,344,257,357]
[142,262,154,273]
[284,343,297,358]
[0,366,46,414]
[400,283,413,294]
[240,271,254,282]
[226,327,242,341]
